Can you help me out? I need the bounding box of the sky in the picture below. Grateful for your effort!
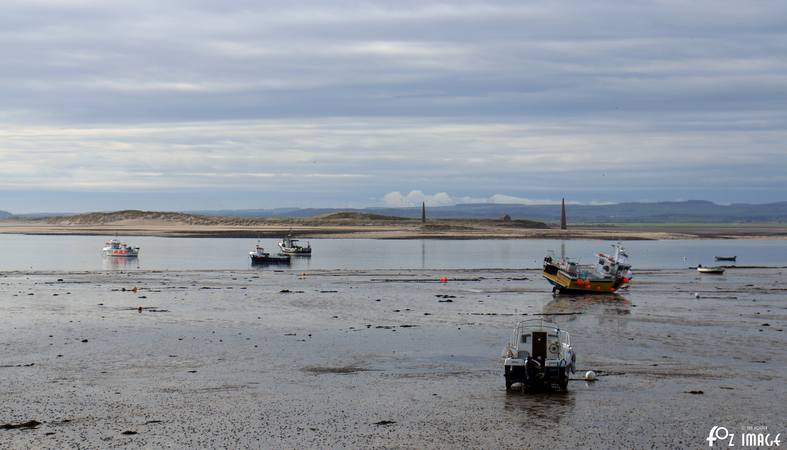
[1,0,786,213]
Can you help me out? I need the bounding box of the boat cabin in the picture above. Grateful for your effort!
[508,320,571,362]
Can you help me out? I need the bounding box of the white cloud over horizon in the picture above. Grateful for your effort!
[381,190,613,207]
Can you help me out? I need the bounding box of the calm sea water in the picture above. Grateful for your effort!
[0,234,785,271]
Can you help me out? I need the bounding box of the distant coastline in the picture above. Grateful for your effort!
[1,210,785,240]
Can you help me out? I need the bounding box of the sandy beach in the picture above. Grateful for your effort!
[1,266,785,448]
[2,218,787,240]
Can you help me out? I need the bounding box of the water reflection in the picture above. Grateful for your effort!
[542,294,631,316]
[101,256,139,270]
[542,294,633,334]
[3,234,787,271]
[290,254,313,271]
[503,390,575,426]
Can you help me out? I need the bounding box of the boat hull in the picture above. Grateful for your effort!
[280,249,311,256]
[543,264,622,294]
[102,250,139,257]
[250,254,291,264]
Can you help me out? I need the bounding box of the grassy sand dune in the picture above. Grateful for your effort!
[1,210,785,239]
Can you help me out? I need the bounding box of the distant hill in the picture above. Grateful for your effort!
[36,209,551,228]
[42,210,259,226]
[39,209,416,225]
[192,201,787,223]
[9,200,787,224]
[317,212,407,221]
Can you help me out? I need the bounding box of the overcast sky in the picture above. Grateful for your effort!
[1,0,786,212]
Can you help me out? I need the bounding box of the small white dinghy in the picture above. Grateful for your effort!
[697,265,725,274]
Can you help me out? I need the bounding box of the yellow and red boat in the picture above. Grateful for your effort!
[543,243,632,294]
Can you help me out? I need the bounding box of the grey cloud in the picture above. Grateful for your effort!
[0,1,785,208]
[1,1,785,122]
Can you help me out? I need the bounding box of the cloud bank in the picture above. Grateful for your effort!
[381,191,609,207]
[0,0,785,211]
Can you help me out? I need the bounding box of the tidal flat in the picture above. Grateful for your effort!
[1,267,785,448]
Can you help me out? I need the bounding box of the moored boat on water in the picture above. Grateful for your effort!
[542,243,632,294]
[102,238,139,257]
[278,235,311,255]
[714,256,736,262]
[249,242,291,265]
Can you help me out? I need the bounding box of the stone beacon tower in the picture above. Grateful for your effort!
[560,198,567,230]
[421,202,426,223]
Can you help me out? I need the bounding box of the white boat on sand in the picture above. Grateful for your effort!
[697,265,724,274]
[503,319,576,392]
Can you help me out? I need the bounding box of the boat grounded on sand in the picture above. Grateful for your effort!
[249,243,291,265]
[543,243,632,294]
[278,235,311,255]
[102,239,139,257]
[697,265,725,274]
[503,319,576,392]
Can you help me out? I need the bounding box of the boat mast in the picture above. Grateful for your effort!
[612,242,622,270]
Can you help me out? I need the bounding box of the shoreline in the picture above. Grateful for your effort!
[1,220,787,240]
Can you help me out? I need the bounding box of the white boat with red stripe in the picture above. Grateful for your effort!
[102,238,140,257]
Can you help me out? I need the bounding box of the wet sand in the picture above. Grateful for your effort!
[1,267,785,448]
[3,219,787,240]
